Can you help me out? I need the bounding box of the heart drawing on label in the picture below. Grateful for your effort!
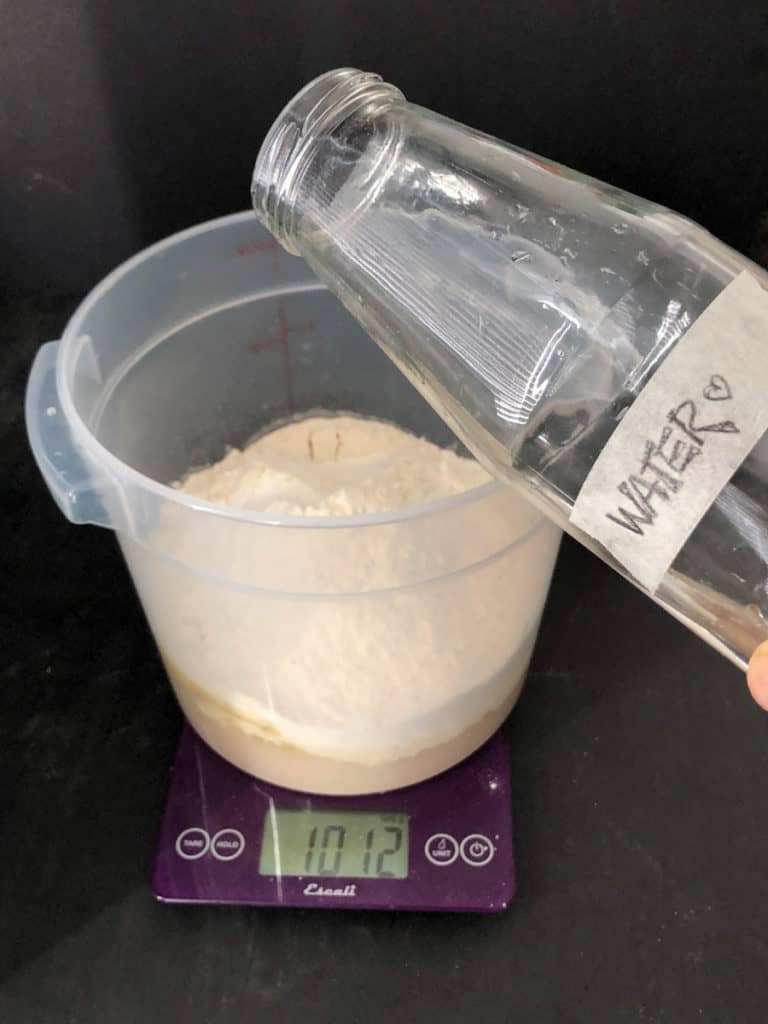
[703,374,733,402]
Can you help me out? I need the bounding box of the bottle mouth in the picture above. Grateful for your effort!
[251,68,404,254]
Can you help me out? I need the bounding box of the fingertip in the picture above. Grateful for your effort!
[747,642,768,711]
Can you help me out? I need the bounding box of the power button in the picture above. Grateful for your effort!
[460,833,495,867]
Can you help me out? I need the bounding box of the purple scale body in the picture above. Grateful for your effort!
[152,725,515,913]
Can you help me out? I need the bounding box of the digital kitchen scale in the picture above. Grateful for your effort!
[152,725,515,913]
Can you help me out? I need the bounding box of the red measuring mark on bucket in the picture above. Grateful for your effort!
[235,237,280,273]
[248,303,313,414]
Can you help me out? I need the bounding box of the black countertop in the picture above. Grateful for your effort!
[3,298,768,1024]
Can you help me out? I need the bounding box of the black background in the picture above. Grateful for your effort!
[3,1,768,299]
[3,3,768,1022]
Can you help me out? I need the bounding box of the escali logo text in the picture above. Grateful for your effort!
[303,882,357,898]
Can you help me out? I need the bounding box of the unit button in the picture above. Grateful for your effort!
[175,827,210,860]
[460,833,495,867]
[211,828,246,861]
[424,833,459,866]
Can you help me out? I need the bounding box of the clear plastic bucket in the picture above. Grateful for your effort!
[26,212,561,794]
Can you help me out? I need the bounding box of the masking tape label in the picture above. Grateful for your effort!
[570,271,768,592]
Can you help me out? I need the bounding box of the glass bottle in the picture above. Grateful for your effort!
[251,68,768,670]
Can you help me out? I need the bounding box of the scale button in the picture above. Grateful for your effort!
[211,828,246,861]
[175,827,210,860]
[424,833,459,866]
[460,833,495,867]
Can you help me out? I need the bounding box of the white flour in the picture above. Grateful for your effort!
[124,413,560,782]
[176,414,491,516]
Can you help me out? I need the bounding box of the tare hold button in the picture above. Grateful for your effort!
[211,828,246,861]
[175,827,210,860]
[424,833,459,866]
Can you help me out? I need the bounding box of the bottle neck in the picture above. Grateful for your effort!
[251,69,405,254]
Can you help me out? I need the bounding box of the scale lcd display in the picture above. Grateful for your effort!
[259,809,409,879]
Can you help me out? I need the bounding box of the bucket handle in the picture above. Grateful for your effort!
[25,341,112,527]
